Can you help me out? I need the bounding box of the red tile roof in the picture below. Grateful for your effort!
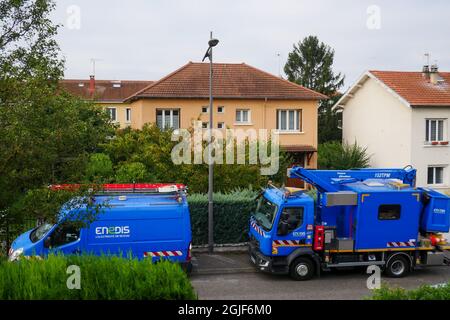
[60,79,153,102]
[128,62,327,101]
[370,71,450,106]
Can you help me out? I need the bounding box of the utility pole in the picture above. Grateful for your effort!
[202,32,219,254]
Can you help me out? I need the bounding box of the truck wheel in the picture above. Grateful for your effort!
[289,257,315,281]
[385,255,410,278]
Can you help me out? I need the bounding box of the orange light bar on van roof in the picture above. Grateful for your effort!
[49,183,186,192]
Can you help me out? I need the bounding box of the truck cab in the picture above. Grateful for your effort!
[249,186,318,279]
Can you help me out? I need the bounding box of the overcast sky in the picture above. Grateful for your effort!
[52,0,450,90]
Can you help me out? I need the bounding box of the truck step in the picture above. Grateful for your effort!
[443,250,450,265]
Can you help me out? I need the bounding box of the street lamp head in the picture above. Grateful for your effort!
[208,38,219,47]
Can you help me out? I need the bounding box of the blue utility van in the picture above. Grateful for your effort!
[8,184,192,270]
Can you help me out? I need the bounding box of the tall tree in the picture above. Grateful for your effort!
[284,36,345,143]
[0,0,113,226]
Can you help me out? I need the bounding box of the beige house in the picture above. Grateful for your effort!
[125,62,326,171]
[334,65,450,194]
[62,62,327,178]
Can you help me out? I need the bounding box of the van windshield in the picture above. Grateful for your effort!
[30,223,53,243]
[254,197,278,231]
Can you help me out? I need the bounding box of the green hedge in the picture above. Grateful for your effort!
[188,189,258,245]
[370,282,450,300]
[0,255,196,300]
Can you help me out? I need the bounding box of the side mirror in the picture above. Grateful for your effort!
[44,237,52,248]
[277,220,289,236]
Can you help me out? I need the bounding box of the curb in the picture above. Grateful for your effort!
[192,243,248,254]
[191,267,256,275]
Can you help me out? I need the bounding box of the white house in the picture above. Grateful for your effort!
[334,65,450,194]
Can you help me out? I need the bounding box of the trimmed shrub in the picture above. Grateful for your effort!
[0,255,197,300]
[188,189,258,245]
[370,283,450,300]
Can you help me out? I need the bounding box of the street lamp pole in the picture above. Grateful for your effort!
[203,32,219,254]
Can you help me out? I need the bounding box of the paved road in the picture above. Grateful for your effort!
[191,266,450,300]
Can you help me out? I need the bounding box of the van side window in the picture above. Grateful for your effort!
[282,207,304,231]
[378,205,401,220]
[50,222,81,247]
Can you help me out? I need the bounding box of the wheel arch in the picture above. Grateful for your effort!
[287,247,321,276]
[386,251,413,269]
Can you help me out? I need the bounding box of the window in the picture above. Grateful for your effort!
[254,197,278,231]
[428,166,444,185]
[156,109,180,130]
[277,109,301,131]
[378,205,401,220]
[236,109,250,123]
[426,119,446,142]
[30,223,53,243]
[126,108,131,123]
[202,106,209,113]
[279,207,304,232]
[202,122,209,129]
[218,106,224,113]
[107,107,117,121]
[46,222,81,248]
[218,122,225,129]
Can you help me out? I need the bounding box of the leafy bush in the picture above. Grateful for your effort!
[188,189,258,245]
[0,255,196,300]
[370,283,450,300]
[318,141,371,169]
[85,153,114,182]
[97,124,289,193]
[115,162,154,183]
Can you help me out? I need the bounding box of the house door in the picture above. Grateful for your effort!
[286,152,305,188]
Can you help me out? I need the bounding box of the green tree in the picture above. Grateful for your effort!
[85,153,114,182]
[318,141,371,170]
[0,0,113,226]
[115,162,153,183]
[284,35,345,143]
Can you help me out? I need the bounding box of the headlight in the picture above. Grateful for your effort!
[8,247,24,262]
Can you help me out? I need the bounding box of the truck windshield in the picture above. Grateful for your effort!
[254,197,278,231]
[30,223,53,243]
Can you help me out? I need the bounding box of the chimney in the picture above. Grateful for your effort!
[422,64,430,80]
[89,75,95,93]
[429,64,443,85]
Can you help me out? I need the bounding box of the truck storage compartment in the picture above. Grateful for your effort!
[420,189,450,233]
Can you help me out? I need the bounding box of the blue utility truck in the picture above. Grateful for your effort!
[8,183,192,270]
[249,166,450,280]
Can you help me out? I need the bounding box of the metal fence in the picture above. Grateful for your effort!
[0,219,37,257]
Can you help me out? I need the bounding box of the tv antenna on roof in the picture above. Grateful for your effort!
[90,58,102,76]
[277,53,282,78]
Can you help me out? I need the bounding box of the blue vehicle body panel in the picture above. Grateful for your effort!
[11,193,192,263]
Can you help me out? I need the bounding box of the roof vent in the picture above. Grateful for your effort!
[112,81,122,88]
[430,64,444,85]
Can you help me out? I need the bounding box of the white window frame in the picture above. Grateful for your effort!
[277,109,301,132]
[218,122,225,129]
[202,106,209,113]
[125,108,131,123]
[157,109,180,130]
[427,165,446,186]
[107,107,117,122]
[425,119,447,143]
[218,106,225,113]
[235,109,251,124]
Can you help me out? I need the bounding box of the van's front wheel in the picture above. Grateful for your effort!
[289,257,315,281]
